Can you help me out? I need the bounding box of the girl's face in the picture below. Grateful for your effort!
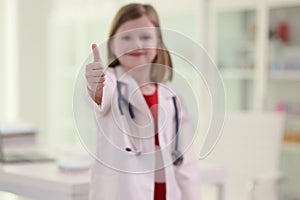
[111,16,158,71]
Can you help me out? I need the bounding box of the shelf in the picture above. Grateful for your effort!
[286,113,300,118]
[220,69,254,80]
[282,142,300,151]
[268,0,300,8]
[269,70,300,80]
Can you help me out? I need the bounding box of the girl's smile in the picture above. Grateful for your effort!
[127,51,147,57]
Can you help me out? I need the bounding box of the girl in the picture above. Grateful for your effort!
[85,3,201,200]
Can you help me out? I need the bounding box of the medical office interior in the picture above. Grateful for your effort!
[0,0,300,199]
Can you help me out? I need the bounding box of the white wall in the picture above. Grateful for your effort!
[1,0,19,122]
[0,0,4,120]
[17,0,52,140]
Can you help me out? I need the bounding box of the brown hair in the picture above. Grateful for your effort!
[107,3,173,82]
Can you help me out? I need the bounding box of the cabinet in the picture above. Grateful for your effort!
[208,0,300,116]
[208,0,266,111]
[267,5,300,142]
[214,9,256,110]
[208,0,300,198]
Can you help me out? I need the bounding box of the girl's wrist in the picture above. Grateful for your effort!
[87,87,103,105]
[87,86,103,96]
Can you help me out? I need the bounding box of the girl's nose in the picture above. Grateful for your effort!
[132,37,143,50]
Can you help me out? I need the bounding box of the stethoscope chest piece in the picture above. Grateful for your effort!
[172,150,183,166]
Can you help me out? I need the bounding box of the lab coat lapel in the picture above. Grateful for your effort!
[114,66,154,153]
[158,82,175,100]
[114,66,152,116]
[157,83,176,149]
[114,66,177,144]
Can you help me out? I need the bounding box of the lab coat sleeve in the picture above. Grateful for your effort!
[174,95,202,200]
[83,69,116,116]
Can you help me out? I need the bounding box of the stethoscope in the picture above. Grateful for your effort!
[117,80,184,166]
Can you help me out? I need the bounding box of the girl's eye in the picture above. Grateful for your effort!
[121,36,131,41]
[141,35,151,40]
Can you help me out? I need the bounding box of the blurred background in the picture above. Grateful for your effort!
[0,0,300,199]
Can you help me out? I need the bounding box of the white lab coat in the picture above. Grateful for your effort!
[85,66,201,200]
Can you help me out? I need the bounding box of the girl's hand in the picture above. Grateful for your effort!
[85,44,106,104]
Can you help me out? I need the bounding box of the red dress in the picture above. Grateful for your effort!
[143,86,166,200]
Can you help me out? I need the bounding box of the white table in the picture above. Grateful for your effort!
[0,162,89,200]
[0,162,227,200]
[199,163,228,200]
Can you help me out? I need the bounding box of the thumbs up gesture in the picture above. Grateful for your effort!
[86,44,106,104]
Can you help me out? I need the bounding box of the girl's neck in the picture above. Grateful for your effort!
[140,83,156,95]
[121,64,152,87]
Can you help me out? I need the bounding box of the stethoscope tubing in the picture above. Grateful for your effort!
[172,96,179,152]
[117,80,135,119]
[116,81,183,166]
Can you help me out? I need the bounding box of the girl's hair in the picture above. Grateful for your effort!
[107,3,173,82]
